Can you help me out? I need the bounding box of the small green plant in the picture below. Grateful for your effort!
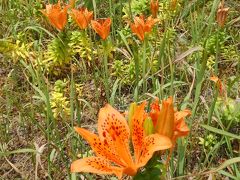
[206,55,216,70]
[133,156,166,179]
[50,80,70,120]
[122,0,149,18]
[111,59,136,85]
[68,31,96,65]
[204,32,227,55]
[222,44,240,62]
[215,97,240,125]
[0,35,32,62]
[43,35,71,75]
[199,133,218,150]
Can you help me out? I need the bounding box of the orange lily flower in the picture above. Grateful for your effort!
[217,1,229,28]
[173,109,191,143]
[71,103,172,179]
[151,97,191,145]
[150,0,159,18]
[40,1,69,31]
[130,15,158,41]
[91,18,111,40]
[148,97,190,165]
[210,76,224,95]
[70,8,93,30]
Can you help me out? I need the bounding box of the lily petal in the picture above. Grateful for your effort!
[155,97,175,138]
[98,104,133,166]
[175,109,191,122]
[71,157,123,179]
[174,118,190,138]
[137,134,172,167]
[174,110,191,137]
[131,102,147,162]
[74,127,126,167]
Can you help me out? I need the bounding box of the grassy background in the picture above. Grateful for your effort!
[0,0,239,179]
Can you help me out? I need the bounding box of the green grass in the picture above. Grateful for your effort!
[0,0,239,179]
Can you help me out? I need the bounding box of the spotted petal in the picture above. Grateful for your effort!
[74,127,126,167]
[71,157,123,179]
[137,134,172,167]
[98,104,133,166]
[131,102,147,162]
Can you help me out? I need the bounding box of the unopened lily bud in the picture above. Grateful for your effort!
[128,102,137,135]
[144,117,154,136]
[217,1,229,28]
[210,76,224,96]
[150,0,159,18]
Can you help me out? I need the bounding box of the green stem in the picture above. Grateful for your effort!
[89,28,101,107]
[108,0,115,40]
[178,41,208,175]
[214,28,220,74]
[102,40,110,101]
[159,32,167,99]
[142,38,147,94]
[133,45,139,101]
[168,48,174,96]
[199,86,218,166]
[128,0,133,21]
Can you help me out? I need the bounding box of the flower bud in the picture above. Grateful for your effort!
[217,1,229,28]
[150,0,159,18]
[143,116,154,136]
[128,102,137,135]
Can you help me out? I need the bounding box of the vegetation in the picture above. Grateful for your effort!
[0,0,239,179]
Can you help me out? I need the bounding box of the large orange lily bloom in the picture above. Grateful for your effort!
[70,8,93,30]
[130,15,158,41]
[150,0,159,18]
[40,0,69,31]
[91,18,111,40]
[71,103,172,179]
[150,97,191,146]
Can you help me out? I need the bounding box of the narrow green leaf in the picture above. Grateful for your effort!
[218,170,238,180]
[214,157,240,172]
[201,124,240,140]
[110,79,119,105]
[118,30,133,56]
[0,148,36,157]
